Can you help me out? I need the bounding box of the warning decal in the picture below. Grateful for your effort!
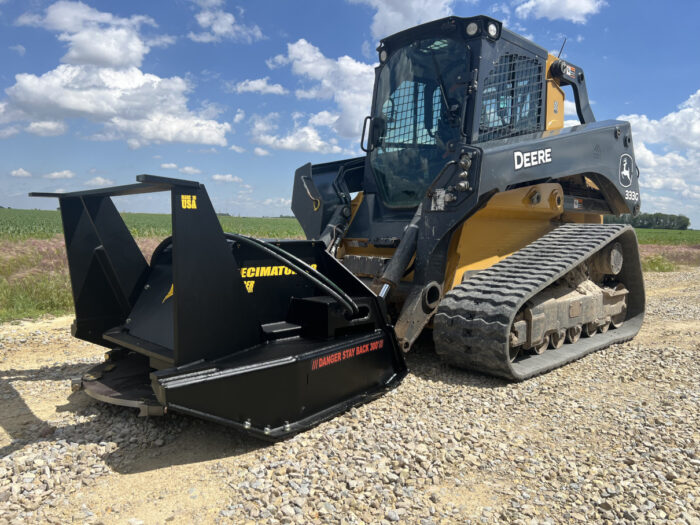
[311,338,385,371]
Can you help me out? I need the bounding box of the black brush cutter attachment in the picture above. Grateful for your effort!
[31,175,406,440]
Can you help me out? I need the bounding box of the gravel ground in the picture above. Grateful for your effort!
[1,268,699,524]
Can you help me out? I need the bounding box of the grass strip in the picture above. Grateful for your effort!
[640,255,678,272]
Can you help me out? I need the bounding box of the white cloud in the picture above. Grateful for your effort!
[488,3,531,36]
[250,113,276,135]
[26,120,66,136]
[86,176,113,186]
[621,90,700,152]
[262,197,291,207]
[5,65,230,147]
[16,1,161,68]
[10,168,31,177]
[146,34,176,48]
[16,1,152,34]
[179,166,201,175]
[265,54,289,70]
[114,114,230,148]
[270,126,341,154]
[60,27,150,68]
[188,5,263,44]
[253,147,270,156]
[491,3,511,17]
[191,0,224,8]
[309,111,339,128]
[272,39,375,138]
[619,89,700,226]
[348,0,455,41]
[0,127,20,138]
[362,40,376,60]
[549,49,567,59]
[160,162,177,169]
[250,112,344,154]
[229,144,245,153]
[2,2,230,147]
[197,100,225,120]
[233,108,245,123]
[9,66,165,119]
[258,39,380,152]
[563,100,581,127]
[44,169,75,179]
[212,174,243,183]
[514,0,606,24]
[232,77,288,95]
[10,44,26,56]
[564,100,578,117]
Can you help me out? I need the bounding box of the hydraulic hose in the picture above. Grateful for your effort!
[225,233,359,316]
[246,235,356,311]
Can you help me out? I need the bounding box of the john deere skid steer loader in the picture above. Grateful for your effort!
[34,15,644,439]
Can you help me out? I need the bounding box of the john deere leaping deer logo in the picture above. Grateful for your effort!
[619,154,633,188]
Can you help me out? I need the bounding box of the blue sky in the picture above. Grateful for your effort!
[1,0,699,226]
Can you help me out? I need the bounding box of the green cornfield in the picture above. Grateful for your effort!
[0,209,304,322]
[0,208,303,241]
[633,228,700,246]
[2,208,697,244]
[1,208,697,323]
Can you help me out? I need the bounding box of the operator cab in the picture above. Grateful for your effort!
[366,16,548,209]
[292,16,579,256]
[369,37,467,208]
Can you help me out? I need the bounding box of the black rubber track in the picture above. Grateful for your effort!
[433,223,645,380]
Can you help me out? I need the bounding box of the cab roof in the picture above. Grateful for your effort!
[378,15,548,59]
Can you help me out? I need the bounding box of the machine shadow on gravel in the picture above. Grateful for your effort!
[0,362,268,471]
[80,411,267,475]
[0,363,90,457]
[1,345,502,473]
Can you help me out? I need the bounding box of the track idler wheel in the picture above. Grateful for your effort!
[550,329,566,349]
[566,325,582,344]
[531,335,550,355]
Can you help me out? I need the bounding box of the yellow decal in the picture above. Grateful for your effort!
[181,195,197,209]
[162,284,174,303]
[239,264,317,293]
[240,263,316,279]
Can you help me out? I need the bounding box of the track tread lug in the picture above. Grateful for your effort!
[433,224,643,380]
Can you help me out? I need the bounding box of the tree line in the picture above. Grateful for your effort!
[604,212,691,230]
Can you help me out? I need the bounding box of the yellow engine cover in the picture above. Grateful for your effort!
[444,183,567,291]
